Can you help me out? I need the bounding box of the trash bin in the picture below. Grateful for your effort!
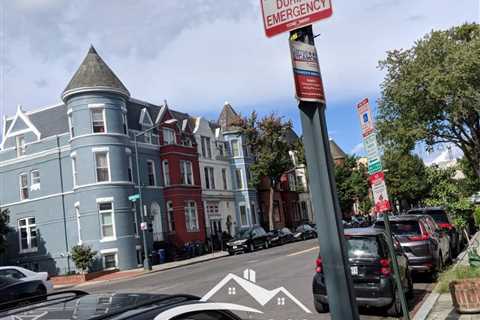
[158,249,166,264]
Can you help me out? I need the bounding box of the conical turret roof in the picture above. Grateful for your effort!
[62,46,129,100]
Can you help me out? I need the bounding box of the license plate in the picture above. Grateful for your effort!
[233,246,238,249]
[350,266,358,275]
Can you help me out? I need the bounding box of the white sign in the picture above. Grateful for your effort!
[260,0,333,37]
[369,172,391,212]
[140,222,148,231]
[363,133,381,166]
[357,98,375,137]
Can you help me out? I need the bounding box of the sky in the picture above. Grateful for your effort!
[0,0,479,158]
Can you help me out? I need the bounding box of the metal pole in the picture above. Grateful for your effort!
[383,213,410,319]
[293,26,359,320]
[134,134,152,271]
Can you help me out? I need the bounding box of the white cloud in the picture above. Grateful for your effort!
[351,142,364,155]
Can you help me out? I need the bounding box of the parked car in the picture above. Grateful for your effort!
[294,224,317,240]
[226,226,269,255]
[268,227,295,246]
[407,207,462,256]
[0,266,53,293]
[374,215,450,280]
[0,276,46,311]
[312,228,412,316]
[0,291,244,319]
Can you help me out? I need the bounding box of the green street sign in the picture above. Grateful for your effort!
[128,194,140,202]
[368,161,382,174]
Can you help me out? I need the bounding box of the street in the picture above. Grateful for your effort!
[77,239,434,319]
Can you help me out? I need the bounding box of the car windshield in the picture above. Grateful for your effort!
[236,228,252,239]
[425,210,450,224]
[346,236,381,258]
[281,228,291,234]
[375,220,422,235]
[0,276,18,288]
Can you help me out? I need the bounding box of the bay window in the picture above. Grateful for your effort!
[185,201,199,232]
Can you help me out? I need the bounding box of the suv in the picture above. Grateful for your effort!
[226,226,269,255]
[407,207,461,256]
[374,215,450,279]
[312,228,412,316]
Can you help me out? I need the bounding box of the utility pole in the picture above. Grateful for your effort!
[291,25,359,320]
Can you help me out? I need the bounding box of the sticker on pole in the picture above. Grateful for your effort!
[260,0,333,38]
[369,172,391,212]
[289,40,325,103]
[357,98,375,137]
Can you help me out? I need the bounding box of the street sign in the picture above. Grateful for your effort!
[363,133,382,174]
[128,194,140,202]
[260,0,333,38]
[369,172,391,212]
[357,98,375,137]
[289,40,325,103]
[368,161,382,175]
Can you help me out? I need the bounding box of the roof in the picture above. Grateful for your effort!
[344,228,385,236]
[218,102,241,130]
[283,127,299,145]
[376,215,424,222]
[62,46,130,100]
[329,139,347,160]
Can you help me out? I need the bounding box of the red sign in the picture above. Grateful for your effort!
[369,172,391,213]
[260,0,333,38]
[289,40,325,103]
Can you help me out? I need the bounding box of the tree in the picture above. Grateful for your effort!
[334,155,370,216]
[377,23,480,177]
[71,245,97,274]
[240,112,294,230]
[0,208,10,255]
[383,149,429,210]
[458,156,480,195]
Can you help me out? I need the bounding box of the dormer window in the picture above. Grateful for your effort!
[163,128,175,145]
[16,135,26,157]
[91,109,106,133]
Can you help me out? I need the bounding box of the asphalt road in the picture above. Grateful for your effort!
[80,239,434,320]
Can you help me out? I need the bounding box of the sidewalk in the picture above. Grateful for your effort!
[420,232,480,320]
[55,251,229,290]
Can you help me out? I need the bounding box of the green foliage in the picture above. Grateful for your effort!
[383,149,429,210]
[293,138,306,166]
[377,23,480,178]
[0,208,11,254]
[458,157,480,195]
[474,207,480,227]
[334,155,370,215]
[436,265,480,294]
[71,245,97,274]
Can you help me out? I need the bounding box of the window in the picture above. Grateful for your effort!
[0,269,25,280]
[185,201,199,232]
[144,131,152,144]
[127,154,133,182]
[30,170,40,189]
[251,203,257,225]
[18,217,37,252]
[240,205,248,226]
[180,160,193,185]
[99,202,115,240]
[162,160,170,186]
[103,253,117,270]
[147,160,156,186]
[201,136,212,158]
[132,202,138,237]
[68,114,75,138]
[72,157,79,187]
[75,205,82,245]
[167,201,175,232]
[231,139,240,157]
[19,173,29,200]
[204,167,215,190]
[95,152,110,182]
[91,109,105,133]
[218,142,225,157]
[122,113,128,135]
[16,135,25,157]
[163,128,175,145]
[222,168,228,190]
[235,169,243,189]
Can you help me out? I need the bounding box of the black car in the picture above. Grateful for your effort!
[407,207,461,256]
[268,227,295,246]
[226,226,269,255]
[312,228,412,316]
[294,224,317,240]
[0,276,46,311]
[374,215,451,280]
[0,291,243,320]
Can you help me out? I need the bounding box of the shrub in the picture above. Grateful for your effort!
[71,245,97,274]
[436,266,480,293]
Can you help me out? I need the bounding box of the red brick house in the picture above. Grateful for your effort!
[157,106,206,247]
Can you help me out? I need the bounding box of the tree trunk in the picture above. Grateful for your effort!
[268,186,275,231]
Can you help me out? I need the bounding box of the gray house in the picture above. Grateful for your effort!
[0,47,167,274]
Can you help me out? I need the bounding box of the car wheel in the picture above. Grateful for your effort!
[386,291,403,317]
[34,285,47,302]
[314,300,329,313]
[228,250,234,256]
[302,234,306,241]
[249,243,255,252]
[264,241,269,249]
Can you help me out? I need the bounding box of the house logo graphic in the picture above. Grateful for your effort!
[201,268,312,314]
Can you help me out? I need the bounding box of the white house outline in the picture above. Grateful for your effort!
[201,271,312,314]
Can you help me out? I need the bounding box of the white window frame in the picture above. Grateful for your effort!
[132,202,139,238]
[239,204,248,227]
[98,200,116,242]
[75,203,82,245]
[235,169,243,189]
[251,202,257,225]
[68,113,75,138]
[16,135,26,157]
[19,173,29,200]
[231,139,240,157]
[127,155,133,182]
[100,248,118,270]
[167,201,175,233]
[185,201,199,232]
[162,160,170,186]
[90,107,107,133]
[163,128,175,145]
[94,151,111,183]
[122,112,128,135]
[145,131,153,144]
[30,170,40,191]
[180,160,194,185]
[204,167,215,190]
[72,157,79,187]
[18,217,37,253]
[146,160,156,186]
[222,168,228,190]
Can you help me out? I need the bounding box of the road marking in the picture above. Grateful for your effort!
[288,246,319,257]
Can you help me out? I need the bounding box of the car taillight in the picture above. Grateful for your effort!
[408,234,430,241]
[315,258,323,273]
[380,258,391,276]
[438,223,453,230]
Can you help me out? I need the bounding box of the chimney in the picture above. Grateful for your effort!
[243,269,256,283]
